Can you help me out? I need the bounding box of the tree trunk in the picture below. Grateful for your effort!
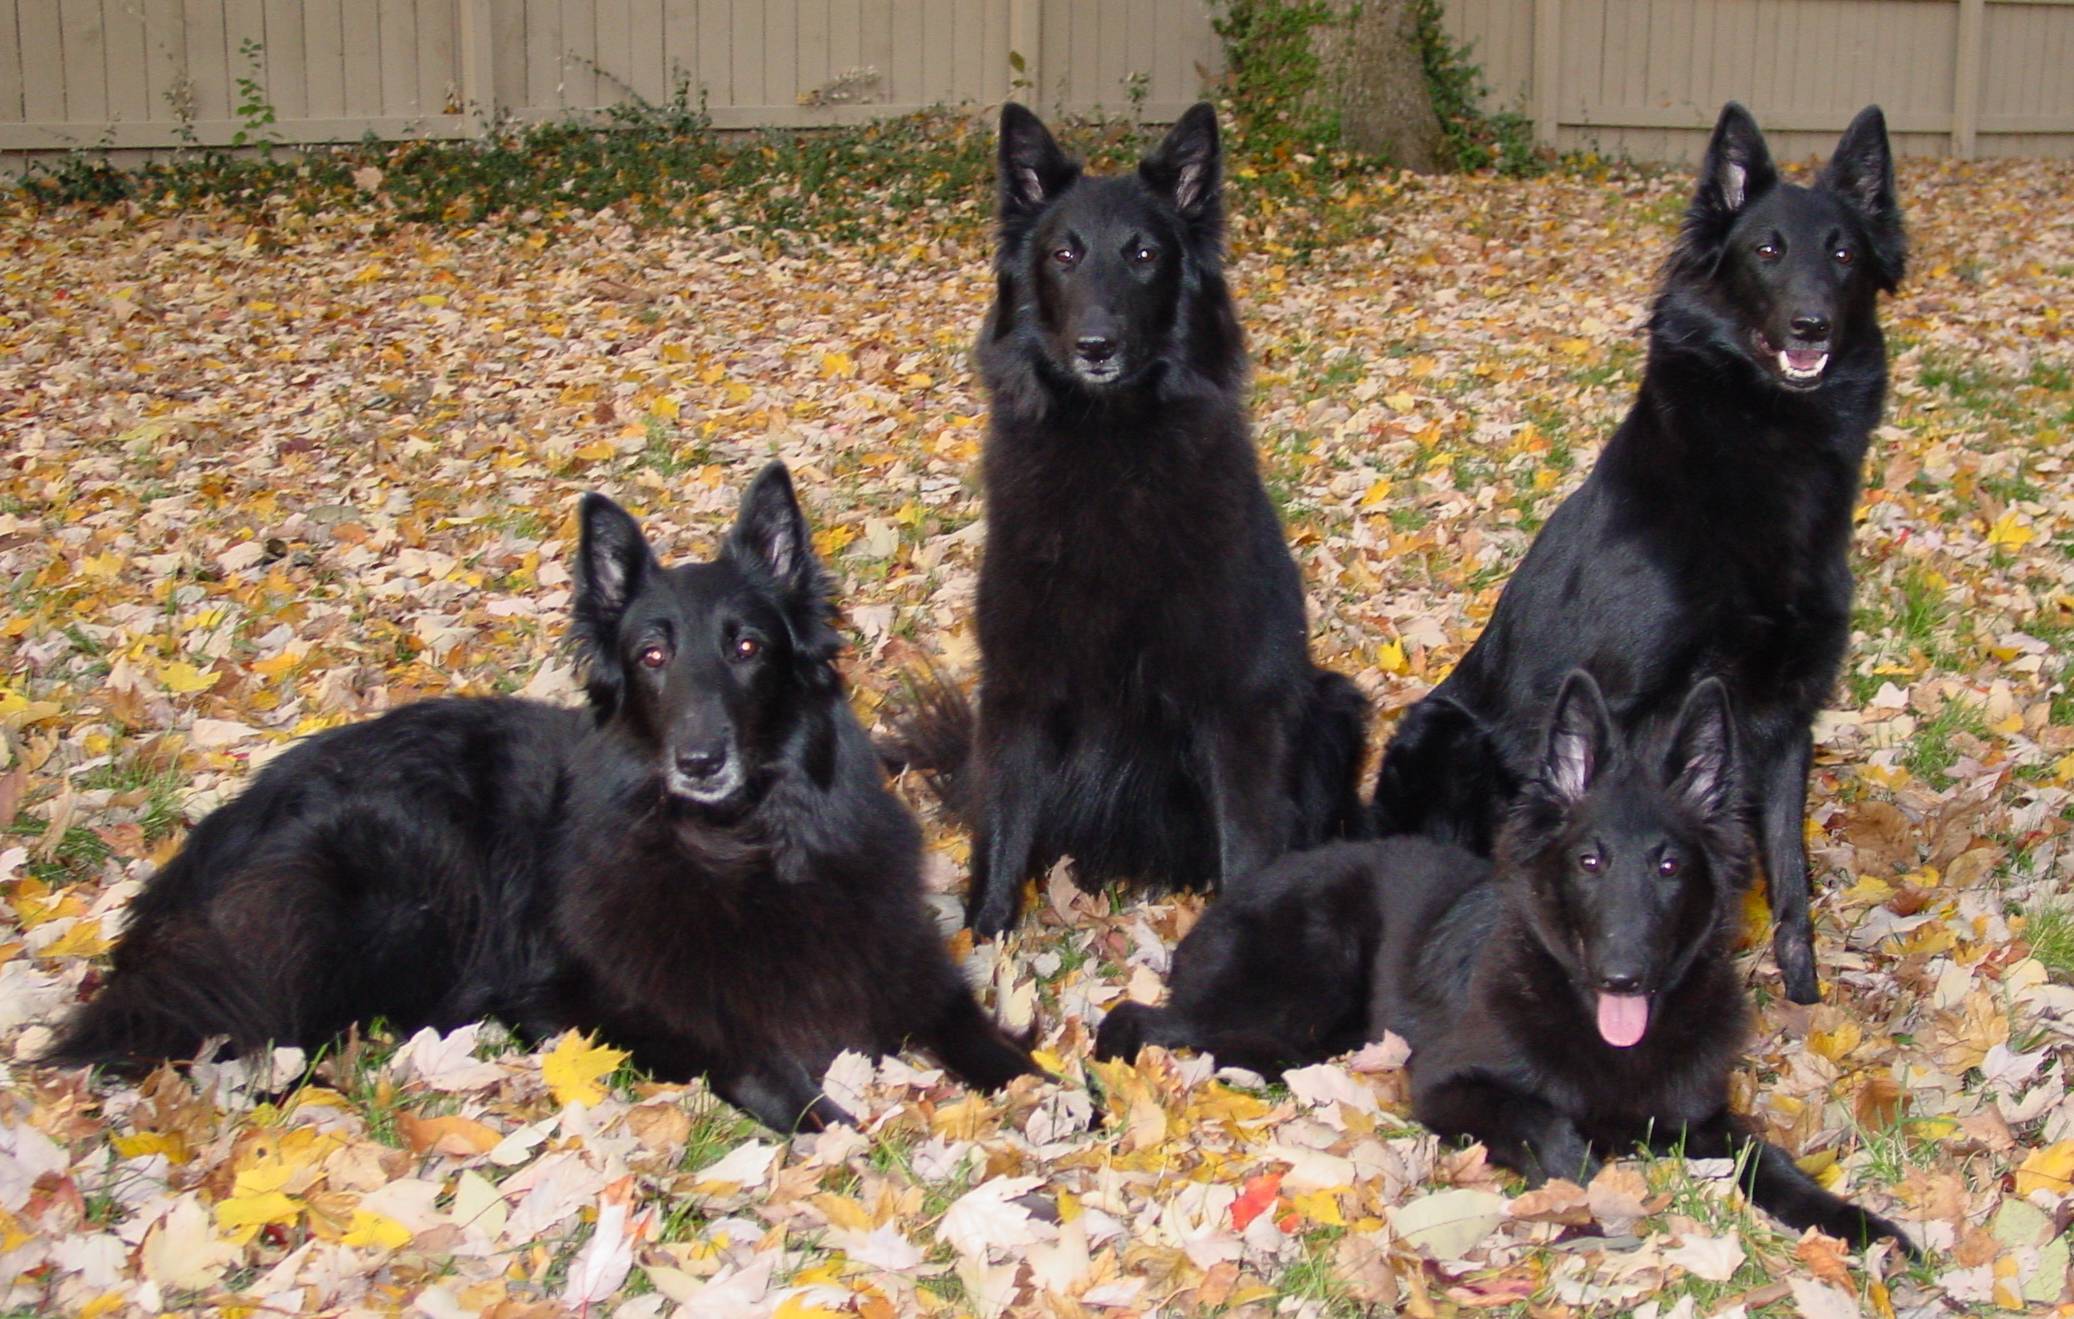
[1313,0,1445,171]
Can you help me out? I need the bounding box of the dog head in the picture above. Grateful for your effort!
[991,102,1233,390]
[1502,672,1749,1049]
[573,462,842,815]
[1665,102,1904,392]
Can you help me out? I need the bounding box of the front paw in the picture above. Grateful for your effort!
[1775,925,1820,1004]
[964,893,1021,940]
[1524,1125,1598,1188]
[1093,1002,1155,1063]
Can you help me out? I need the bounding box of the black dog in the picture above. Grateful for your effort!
[45,464,1039,1131]
[1369,103,1905,1004]
[894,102,1368,938]
[1099,673,1913,1254]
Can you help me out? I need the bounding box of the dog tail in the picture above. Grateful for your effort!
[40,927,277,1073]
[1292,668,1372,842]
[877,667,980,827]
[39,849,292,1071]
[1369,695,1514,854]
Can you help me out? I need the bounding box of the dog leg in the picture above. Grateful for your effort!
[717,1064,854,1133]
[1200,717,1290,891]
[1414,1074,1600,1186]
[966,721,1045,938]
[922,990,1045,1091]
[1678,1112,1916,1257]
[1758,732,1821,1003]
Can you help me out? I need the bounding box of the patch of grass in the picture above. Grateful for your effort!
[1902,697,1989,788]
[2024,904,2074,981]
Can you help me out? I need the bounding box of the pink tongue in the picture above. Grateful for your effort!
[1596,993,1649,1048]
[1785,349,1825,370]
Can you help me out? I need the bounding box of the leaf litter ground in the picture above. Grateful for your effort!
[1,154,2071,1317]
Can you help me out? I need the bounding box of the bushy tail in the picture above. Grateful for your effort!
[39,920,279,1072]
[875,668,979,827]
[1292,668,1372,843]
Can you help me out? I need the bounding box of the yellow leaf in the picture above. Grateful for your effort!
[2015,1140,2074,1197]
[820,351,857,379]
[809,1193,874,1232]
[111,1131,191,1164]
[215,1189,302,1232]
[1559,338,1592,357]
[651,395,681,420]
[41,920,112,959]
[158,660,221,694]
[341,1208,412,1251]
[1383,391,1417,412]
[1986,512,2035,551]
[351,262,386,283]
[812,524,856,558]
[1287,1188,1346,1226]
[572,440,617,462]
[542,1030,628,1108]
[1377,639,1408,676]
[774,1298,847,1319]
[79,552,124,580]
[416,293,449,308]
[1806,1019,1862,1064]
[1360,478,1394,506]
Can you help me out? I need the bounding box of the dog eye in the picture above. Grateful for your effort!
[1832,247,1853,265]
[1755,241,1781,260]
[1657,855,1683,878]
[1051,247,1078,268]
[638,644,669,669]
[731,636,762,662]
[1129,244,1159,265]
[1577,852,1603,874]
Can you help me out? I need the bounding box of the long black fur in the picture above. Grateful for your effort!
[894,102,1368,938]
[1368,103,1906,1004]
[1098,672,1914,1255]
[43,464,1039,1131]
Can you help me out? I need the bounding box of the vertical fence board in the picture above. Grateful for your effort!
[303,0,346,118]
[103,1,151,124]
[262,0,307,119]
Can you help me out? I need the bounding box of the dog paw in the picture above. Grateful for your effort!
[1775,928,1821,1004]
[1092,1002,1152,1063]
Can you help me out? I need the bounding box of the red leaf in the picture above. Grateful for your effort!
[1230,1169,1284,1230]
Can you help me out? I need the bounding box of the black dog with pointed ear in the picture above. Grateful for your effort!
[46,464,1043,1135]
[1369,102,1906,1005]
[886,103,1370,937]
[1098,672,1914,1256]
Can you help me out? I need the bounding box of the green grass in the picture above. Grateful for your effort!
[1902,697,1990,788]
[2025,904,2074,981]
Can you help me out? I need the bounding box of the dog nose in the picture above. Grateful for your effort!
[675,744,729,780]
[1599,972,1644,995]
[1789,314,1830,341]
[1075,335,1117,363]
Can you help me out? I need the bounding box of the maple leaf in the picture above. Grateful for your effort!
[540,1030,628,1108]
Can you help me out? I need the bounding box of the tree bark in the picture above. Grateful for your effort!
[1313,0,1445,171]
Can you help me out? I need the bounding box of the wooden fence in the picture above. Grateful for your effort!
[2,0,2070,171]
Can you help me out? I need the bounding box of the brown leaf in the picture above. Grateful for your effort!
[396,1112,501,1157]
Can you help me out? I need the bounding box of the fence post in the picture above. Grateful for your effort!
[1952,0,1983,158]
[1009,0,1042,105]
[459,0,497,134]
[1533,0,1561,150]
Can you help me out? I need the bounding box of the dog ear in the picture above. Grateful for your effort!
[999,103,1079,221]
[1665,678,1737,818]
[1822,105,1905,293]
[575,493,657,714]
[1692,102,1777,218]
[729,461,818,597]
[576,494,654,636]
[1541,670,1613,803]
[1140,102,1222,222]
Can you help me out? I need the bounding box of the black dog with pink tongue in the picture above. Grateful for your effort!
[1098,671,1914,1254]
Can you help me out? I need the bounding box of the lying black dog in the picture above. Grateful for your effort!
[1102,672,1914,1255]
[46,464,1039,1130]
